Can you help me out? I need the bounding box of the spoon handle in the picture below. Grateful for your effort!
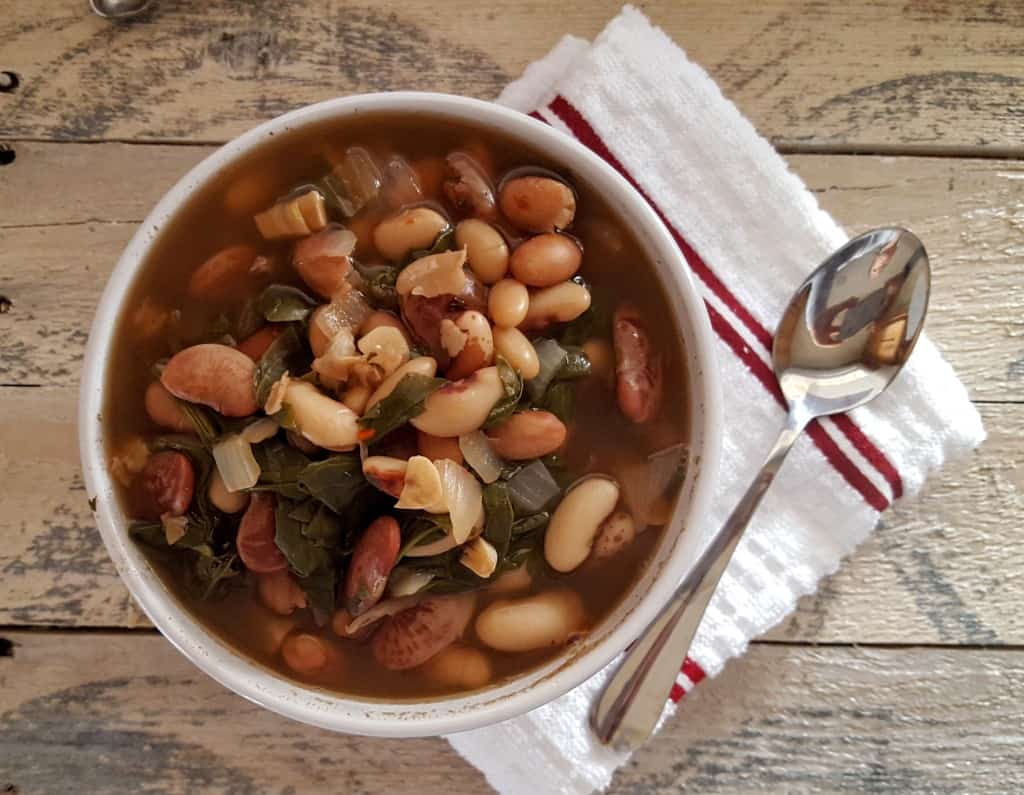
[591,409,809,749]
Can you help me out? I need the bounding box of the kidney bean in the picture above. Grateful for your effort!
[237,493,287,574]
[372,594,475,670]
[612,305,663,424]
[344,516,401,617]
[141,450,195,517]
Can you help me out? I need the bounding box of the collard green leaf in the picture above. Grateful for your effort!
[303,503,343,547]
[557,307,595,348]
[506,459,562,516]
[257,284,317,323]
[510,511,550,537]
[253,325,311,408]
[273,498,332,578]
[557,348,592,380]
[540,381,575,424]
[483,357,524,429]
[296,453,364,513]
[190,552,243,601]
[406,227,455,263]
[482,482,514,560]
[173,400,220,448]
[298,567,337,624]
[359,373,445,443]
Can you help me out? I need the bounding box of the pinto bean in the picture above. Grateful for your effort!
[455,219,509,284]
[475,590,585,652]
[485,410,566,460]
[420,644,493,689]
[237,493,287,574]
[344,516,402,617]
[613,305,663,424]
[187,244,258,300]
[520,281,591,331]
[416,431,464,465]
[410,366,505,437]
[236,324,284,361]
[492,326,540,379]
[443,152,496,219]
[141,451,195,517]
[362,456,408,498]
[509,233,582,288]
[144,382,193,433]
[445,310,494,380]
[208,468,250,514]
[372,594,475,670]
[499,176,576,233]
[591,511,637,560]
[257,569,308,616]
[488,278,529,328]
[292,225,355,298]
[161,343,258,418]
[544,476,620,573]
[373,207,449,262]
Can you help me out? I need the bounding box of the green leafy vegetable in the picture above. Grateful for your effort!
[257,284,317,323]
[557,348,592,380]
[511,512,550,537]
[558,307,595,348]
[362,266,400,310]
[482,482,514,560]
[296,453,365,513]
[173,400,220,448]
[406,227,455,263]
[506,459,562,515]
[190,552,243,600]
[483,357,524,428]
[273,498,332,578]
[359,373,445,443]
[253,325,311,408]
[297,567,337,623]
[541,380,575,423]
[526,339,568,403]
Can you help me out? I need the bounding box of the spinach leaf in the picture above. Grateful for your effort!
[288,498,319,524]
[362,266,400,310]
[482,482,514,560]
[557,348,592,380]
[359,373,445,443]
[296,453,364,512]
[173,399,220,448]
[511,512,550,537]
[190,552,243,601]
[297,567,336,624]
[540,380,575,423]
[398,513,451,559]
[406,227,455,263]
[253,325,311,408]
[257,284,317,323]
[273,498,332,578]
[234,297,266,341]
[303,503,343,548]
[483,357,524,428]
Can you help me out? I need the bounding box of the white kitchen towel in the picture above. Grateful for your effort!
[446,7,986,794]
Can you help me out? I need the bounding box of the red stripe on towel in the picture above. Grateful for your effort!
[545,95,895,512]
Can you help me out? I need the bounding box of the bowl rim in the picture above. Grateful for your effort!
[78,91,723,737]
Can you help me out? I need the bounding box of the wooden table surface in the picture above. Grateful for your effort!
[2,1,1023,792]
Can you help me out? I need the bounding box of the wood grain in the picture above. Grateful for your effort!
[2,1,1023,152]
[2,631,1022,794]
[1,144,1022,398]
[1,378,1019,644]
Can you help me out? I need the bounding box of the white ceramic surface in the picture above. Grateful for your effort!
[79,92,723,737]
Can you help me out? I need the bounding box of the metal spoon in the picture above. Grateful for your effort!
[592,227,930,749]
[89,0,154,19]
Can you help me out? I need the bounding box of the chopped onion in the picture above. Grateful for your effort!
[337,146,382,214]
[241,417,278,444]
[506,459,561,515]
[386,567,435,597]
[358,326,410,377]
[459,431,503,484]
[381,155,423,209]
[526,338,568,402]
[460,537,498,578]
[619,444,687,528]
[436,459,484,543]
[345,595,420,634]
[161,513,188,545]
[212,433,261,493]
[403,531,459,558]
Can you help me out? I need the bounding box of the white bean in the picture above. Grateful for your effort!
[455,219,509,284]
[373,206,449,262]
[410,366,504,437]
[420,643,493,689]
[282,381,360,451]
[488,278,530,328]
[544,476,620,572]
[492,327,540,379]
[365,356,438,412]
[521,281,591,330]
[475,591,585,652]
[208,468,250,514]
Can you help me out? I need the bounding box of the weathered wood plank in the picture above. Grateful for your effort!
[2,632,1022,794]
[1,146,1022,398]
[2,1,1023,151]
[1,380,1019,644]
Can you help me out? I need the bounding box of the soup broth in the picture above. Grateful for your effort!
[105,112,688,700]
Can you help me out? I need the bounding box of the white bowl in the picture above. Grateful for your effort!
[79,92,722,737]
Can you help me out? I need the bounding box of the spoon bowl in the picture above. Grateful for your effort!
[89,0,154,19]
[592,227,930,749]
[776,228,929,416]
